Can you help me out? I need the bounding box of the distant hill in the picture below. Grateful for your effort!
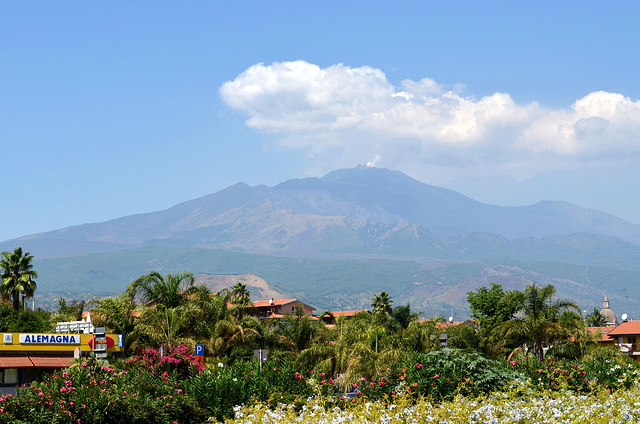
[31,245,640,319]
[4,166,640,318]
[194,273,295,303]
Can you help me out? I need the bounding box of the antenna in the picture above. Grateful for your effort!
[622,313,628,321]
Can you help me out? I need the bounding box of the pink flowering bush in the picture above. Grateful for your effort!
[0,344,207,423]
[125,344,206,379]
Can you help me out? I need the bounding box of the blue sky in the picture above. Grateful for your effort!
[2,2,640,242]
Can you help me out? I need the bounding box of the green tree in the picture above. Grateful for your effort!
[229,283,251,307]
[467,283,522,328]
[90,293,138,351]
[371,291,393,316]
[499,283,581,360]
[392,304,419,330]
[1,246,38,311]
[585,307,608,327]
[9,308,51,332]
[0,302,16,331]
[56,297,86,321]
[127,270,198,310]
[466,283,524,357]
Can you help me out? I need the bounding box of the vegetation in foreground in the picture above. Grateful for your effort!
[3,247,640,422]
[0,344,638,423]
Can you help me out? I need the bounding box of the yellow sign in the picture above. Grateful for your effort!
[0,333,124,353]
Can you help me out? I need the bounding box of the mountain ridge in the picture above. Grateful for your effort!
[4,166,639,259]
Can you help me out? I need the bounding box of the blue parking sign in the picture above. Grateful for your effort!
[195,344,204,356]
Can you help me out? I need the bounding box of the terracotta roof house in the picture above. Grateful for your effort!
[606,320,640,358]
[586,326,617,346]
[249,299,315,319]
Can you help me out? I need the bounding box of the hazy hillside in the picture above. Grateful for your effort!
[31,245,640,319]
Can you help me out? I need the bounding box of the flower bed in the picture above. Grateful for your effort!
[224,386,640,424]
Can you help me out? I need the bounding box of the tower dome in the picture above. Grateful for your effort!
[600,296,619,326]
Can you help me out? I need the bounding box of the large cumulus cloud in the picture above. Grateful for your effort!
[220,61,640,181]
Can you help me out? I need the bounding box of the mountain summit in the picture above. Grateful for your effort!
[4,166,640,258]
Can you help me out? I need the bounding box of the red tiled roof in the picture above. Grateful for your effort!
[0,355,33,367]
[607,321,640,337]
[29,355,74,367]
[586,326,615,342]
[327,310,368,317]
[437,321,464,329]
[253,299,298,307]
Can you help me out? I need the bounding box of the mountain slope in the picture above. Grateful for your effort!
[4,166,639,259]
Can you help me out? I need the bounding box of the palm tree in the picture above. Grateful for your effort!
[371,291,393,316]
[90,293,138,349]
[127,270,197,310]
[499,284,581,360]
[1,246,38,311]
[230,283,251,306]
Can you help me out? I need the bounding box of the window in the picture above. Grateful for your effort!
[2,368,19,385]
[630,337,637,352]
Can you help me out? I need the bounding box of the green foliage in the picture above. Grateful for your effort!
[585,307,608,327]
[446,322,481,350]
[391,304,418,330]
[128,270,199,310]
[467,283,522,328]
[55,297,86,321]
[0,302,16,331]
[184,358,315,421]
[1,246,38,311]
[371,291,393,315]
[509,354,640,393]
[500,284,582,360]
[8,308,52,332]
[393,349,520,401]
[2,344,640,423]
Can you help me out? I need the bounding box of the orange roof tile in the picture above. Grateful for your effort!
[0,355,33,367]
[586,326,616,342]
[29,355,74,368]
[253,299,298,307]
[327,310,368,317]
[607,321,640,337]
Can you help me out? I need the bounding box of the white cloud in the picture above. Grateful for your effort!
[220,61,640,182]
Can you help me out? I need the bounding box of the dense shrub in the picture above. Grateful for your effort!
[510,355,640,393]
[184,357,315,421]
[0,345,207,424]
[356,349,521,401]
